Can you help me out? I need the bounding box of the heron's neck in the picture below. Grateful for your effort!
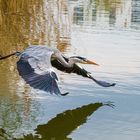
[68,58,76,67]
[60,58,75,67]
[54,53,78,67]
[55,54,73,67]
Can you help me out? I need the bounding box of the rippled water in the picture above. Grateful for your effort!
[0,0,140,140]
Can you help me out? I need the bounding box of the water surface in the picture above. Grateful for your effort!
[0,0,140,139]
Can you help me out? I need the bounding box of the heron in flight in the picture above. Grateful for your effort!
[0,45,115,95]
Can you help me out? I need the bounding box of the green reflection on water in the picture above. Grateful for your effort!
[0,102,113,140]
[0,0,71,54]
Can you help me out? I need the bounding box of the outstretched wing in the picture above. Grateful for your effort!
[17,58,68,95]
[51,57,116,87]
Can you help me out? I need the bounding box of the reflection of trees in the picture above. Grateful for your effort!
[75,0,139,29]
[94,0,122,11]
[0,95,40,137]
[72,0,139,29]
[131,0,140,28]
[0,98,22,132]
[0,0,71,97]
[0,0,71,54]
[0,0,45,53]
[0,0,46,94]
[44,0,71,51]
[72,0,122,26]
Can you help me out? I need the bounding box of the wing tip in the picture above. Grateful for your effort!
[110,83,116,87]
[60,92,69,96]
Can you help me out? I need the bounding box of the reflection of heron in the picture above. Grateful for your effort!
[0,102,114,140]
[35,102,105,140]
[0,45,115,95]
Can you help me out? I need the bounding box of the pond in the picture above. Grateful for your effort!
[0,0,140,139]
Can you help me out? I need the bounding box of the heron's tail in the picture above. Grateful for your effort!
[89,75,116,87]
[0,51,21,60]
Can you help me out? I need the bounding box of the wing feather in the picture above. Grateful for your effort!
[17,58,62,95]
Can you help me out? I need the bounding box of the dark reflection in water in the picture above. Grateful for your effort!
[0,102,113,140]
[34,102,108,140]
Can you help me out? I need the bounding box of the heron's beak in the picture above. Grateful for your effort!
[84,59,99,66]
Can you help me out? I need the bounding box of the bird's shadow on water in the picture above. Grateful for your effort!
[0,101,115,140]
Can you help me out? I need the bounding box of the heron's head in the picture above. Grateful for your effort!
[70,56,99,66]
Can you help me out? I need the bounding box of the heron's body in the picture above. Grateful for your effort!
[0,45,116,95]
[20,45,57,73]
[17,45,67,95]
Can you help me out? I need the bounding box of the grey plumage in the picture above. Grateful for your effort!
[0,45,115,95]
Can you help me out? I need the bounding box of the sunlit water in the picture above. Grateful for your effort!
[0,0,140,140]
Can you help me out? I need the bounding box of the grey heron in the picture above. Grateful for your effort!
[0,45,115,95]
